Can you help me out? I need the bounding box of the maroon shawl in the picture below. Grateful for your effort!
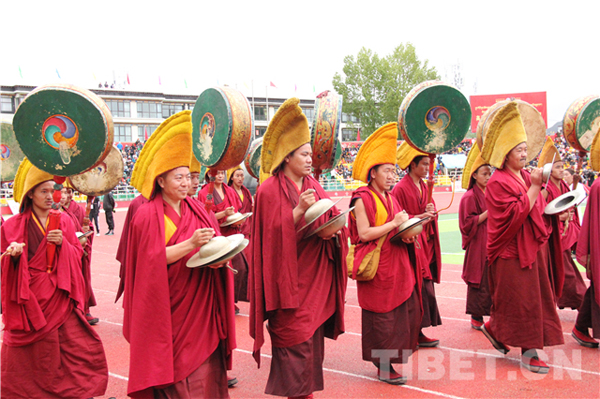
[1,207,84,346]
[123,194,236,398]
[249,171,347,366]
[577,178,600,306]
[459,185,488,286]
[391,175,442,283]
[199,183,243,236]
[545,179,581,251]
[349,186,420,313]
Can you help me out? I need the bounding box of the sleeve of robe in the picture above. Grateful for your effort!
[577,179,600,305]
[459,187,487,286]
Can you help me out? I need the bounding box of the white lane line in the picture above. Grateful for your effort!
[234,348,467,399]
[437,295,466,301]
[94,288,117,294]
[109,372,129,381]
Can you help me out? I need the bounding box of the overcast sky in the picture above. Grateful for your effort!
[2,0,598,127]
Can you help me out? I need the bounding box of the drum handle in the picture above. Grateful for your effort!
[572,150,586,190]
[427,154,436,204]
[83,196,94,226]
[204,169,217,212]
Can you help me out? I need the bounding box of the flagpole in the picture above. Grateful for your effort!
[266,84,269,123]
[251,80,255,131]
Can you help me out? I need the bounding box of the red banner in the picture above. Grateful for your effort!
[470,91,547,132]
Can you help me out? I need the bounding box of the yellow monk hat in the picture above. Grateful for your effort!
[63,178,75,190]
[227,164,243,184]
[13,158,54,205]
[352,122,398,183]
[189,152,202,174]
[131,110,192,199]
[481,101,528,169]
[461,144,489,190]
[260,98,310,184]
[590,128,600,171]
[537,136,561,167]
[396,140,428,171]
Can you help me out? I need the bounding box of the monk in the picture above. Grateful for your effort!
[542,157,586,310]
[572,176,600,347]
[349,122,421,385]
[250,98,347,398]
[482,141,564,373]
[459,158,492,330]
[392,149,441,347]
[1,162,108,398]
[124,110,236,398]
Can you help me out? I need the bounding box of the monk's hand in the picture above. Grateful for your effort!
[192,228,215,248]
[530,167,543,187]
[402,236,417,244]
[224,207,236,217]
[559,210,570,222]
[46,230,63,246]
[82,224,90,233]
[6,242,25,257]
[297,189,316,213]
[425,203,436,213]
[393,210,409,227]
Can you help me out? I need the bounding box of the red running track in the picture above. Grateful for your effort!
[27,191,600,398]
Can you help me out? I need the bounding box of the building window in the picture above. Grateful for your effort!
[105,100,131,117]
[255,127,267,137]
[1,96,14,113]
[137,101,162,118]
[342,128,359,142]
[302,107,315,124]
[187,104,194,112]
[114,124,132,142]
[162,103,184,118]
[254,106,267,121]
[342,112,359,123]
[138,125,159,140]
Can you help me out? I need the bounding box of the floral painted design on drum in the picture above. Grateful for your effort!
[42,115,79,150]
[425,106,451,133]
[1,144,10,160]
[200,112,216,159]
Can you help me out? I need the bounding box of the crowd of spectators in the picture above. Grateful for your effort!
[117,139,144,186]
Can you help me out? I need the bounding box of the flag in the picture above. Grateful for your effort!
[18,66,23,78]
[127,73,130,84]
[184,79,188,88]
[158,76,162,85]
[270,81,277,88]
[356,128,361,141]
[56,68,61,79]
[295,84,297,92]
[92,72,97,80]
[144,126,148,140]
[313,85,316,93]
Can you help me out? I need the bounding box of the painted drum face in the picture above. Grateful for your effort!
[192,87,253,170]
[311,91,343,174]
[12,84,113,176]
[244,137,263,180]
[70,146,124,196]
[1,122,26,182]
[563,96,600,153]
[398,81,471,155]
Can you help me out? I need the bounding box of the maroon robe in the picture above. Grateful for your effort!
[123,194,236,398]
[391,175,442,283]
[1,207,108,398]
[546,179,586,309]
[115,194,148,302]
[576,178,600,337]
[486,168,564,348]
[250,170,347,363]
[349,186,421,363]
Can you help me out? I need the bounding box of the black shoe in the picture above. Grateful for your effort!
[86,313,99,325]
[107,230,114,236]
[227,377,238,388]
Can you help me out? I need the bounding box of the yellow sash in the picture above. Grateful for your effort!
[371,190,391,227]
[164,215,177,245]
[239,192,244,202]
[32,213,50,235]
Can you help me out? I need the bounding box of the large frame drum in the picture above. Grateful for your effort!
[69,146,124,196]
[191,87,253,171]
[398,81,471,155]
[476,99,546,162]
[244,137,263,181]
[310,91,343,177]
[563,95,600,153]
[12,84,114,176]
[1,122,26,182]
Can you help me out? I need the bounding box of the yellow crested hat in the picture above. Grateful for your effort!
[260,98,310,184]
[227,164,243,184]
[352,122,398,183]
[63,178,75,190]
[396,141,428,171]
[13,158,54,206]
[461,144,489,190]
[481,101,528,169]
[189,152,202,174]
[537,136,561,167]
[590,128,600,171]
[131,110,192,199]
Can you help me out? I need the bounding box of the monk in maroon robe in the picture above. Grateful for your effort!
[1,180,108,398]
[573,178,600,347]
[542,161,586,309]
[482,142,564,373]
[123,167,236,398]
[250,144,348,398]
[391,155,442,347]
[350,163,421,385]
[459,165,492,329]
[199,170,249,304]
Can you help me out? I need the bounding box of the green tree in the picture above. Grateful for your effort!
[332,43,439,139]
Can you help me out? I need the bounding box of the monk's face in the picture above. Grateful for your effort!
[284,143,313,177]
[214,170,226,185]
[473,165,492,190]
[551,161,564,180]
[158,167,191,202]
[411,156,430,179]
[232,169,244,188]
[60,187,73,207]
[370,164,397,191]
[563,169,574,185]
[504,142,527,170]
[28,181,54,212]
[188,172,200,196]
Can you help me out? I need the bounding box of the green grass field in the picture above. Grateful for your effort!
[437,211,586,272]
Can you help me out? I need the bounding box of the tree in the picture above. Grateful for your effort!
[332,43,439,139]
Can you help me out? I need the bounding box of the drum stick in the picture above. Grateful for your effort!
[1,243,26,259]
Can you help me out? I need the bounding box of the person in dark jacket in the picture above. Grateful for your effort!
[90,196,101,234]
[103,190,115,235]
